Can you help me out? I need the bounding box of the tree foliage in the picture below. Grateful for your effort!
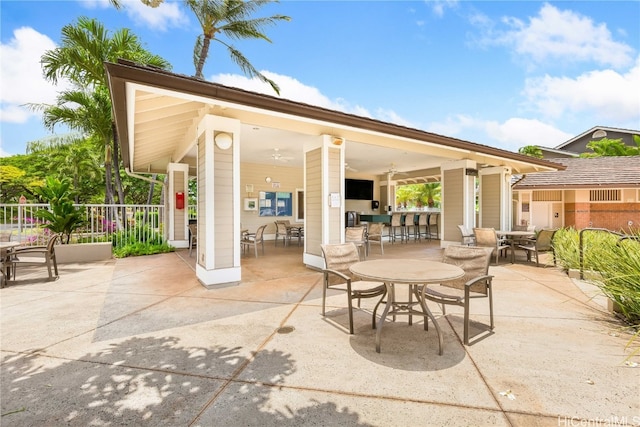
[34,177,86,244]
[518,145,543,158]
[186,0,290,93]
[580,136,640,157]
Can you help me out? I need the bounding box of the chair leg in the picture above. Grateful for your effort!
[463,294,470,345]
[347,293,355,334]
[488,283,494,330]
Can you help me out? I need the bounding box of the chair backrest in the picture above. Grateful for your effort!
[441,245,493,294]
[368,223,384,238]
[320,243,360,283]
[47,234,61,254]
[391,213,402,226]
[345,226,366,242]
[254,224,267,241]
[189,224,197,240]
[535,229,557,251]
[0,231,13,242]
[429,213,439,226]
[512,225,528,231]
[275,221,287,235]
[473,228,497,247]
[457,225,472,237]
[418,213,429,226]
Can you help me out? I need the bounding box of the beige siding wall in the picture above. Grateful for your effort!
[327,147,342,243]
[442,169,463,241]
[305,148,322,257]
[239,162,304,236]
[481,174,501,229]
[197,134,206,266]
[214,145,234,267]
[173,170,186,240]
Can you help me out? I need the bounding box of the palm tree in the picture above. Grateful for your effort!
[38,17,170,204]
[518,145,543,158]
[418,183,441,208]
[185,0,290,92]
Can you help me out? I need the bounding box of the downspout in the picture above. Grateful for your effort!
[124,167,166,187]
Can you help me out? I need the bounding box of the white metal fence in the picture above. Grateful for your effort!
[0,204,166,247]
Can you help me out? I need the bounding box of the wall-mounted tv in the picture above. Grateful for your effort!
[345,179,374,200]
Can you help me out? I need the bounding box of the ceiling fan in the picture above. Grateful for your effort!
[387,162,408,177]
[345,162,358,172]
[270,148,294,163]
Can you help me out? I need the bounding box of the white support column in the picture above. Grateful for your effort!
[167,162,190,248]
[441,160,477,247]
[194,115,242,287]
[478,166,512,231]
[302,135,345,269]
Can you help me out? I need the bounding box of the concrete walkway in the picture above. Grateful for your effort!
[1,242,638,426]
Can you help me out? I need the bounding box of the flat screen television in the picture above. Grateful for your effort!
[345,179,373,200]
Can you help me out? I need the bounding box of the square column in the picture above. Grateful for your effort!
[195,115,242,286]
[441,160,477,247]
[303,135,345,269]
[166,162,190,248]
[479,166,512,231]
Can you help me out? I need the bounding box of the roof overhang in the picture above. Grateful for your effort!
[105,60,564,176]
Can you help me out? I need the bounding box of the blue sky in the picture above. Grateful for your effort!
[1,0,639,157]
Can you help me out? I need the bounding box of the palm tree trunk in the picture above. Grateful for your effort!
[195,36,211,79]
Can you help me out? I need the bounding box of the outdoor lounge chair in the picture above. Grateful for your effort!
[320,242,387,334]
[424,245,494,345]
[366,223,385,254]
[457,225,476,246]
[10,233,61,282]
[518,228,557,266]
[473,227,510,264]
[241,224,267,258]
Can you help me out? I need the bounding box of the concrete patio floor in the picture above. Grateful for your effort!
[1,240,639,426]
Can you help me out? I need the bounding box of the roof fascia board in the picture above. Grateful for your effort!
[106,61,563,173]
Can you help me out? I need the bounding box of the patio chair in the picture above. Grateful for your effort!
[10,233,61,282]
[274,221,290,247]
[423,245,494,345]
[457,225,476,246]
[366,223,385,255]
[320,242,387,334]
[390,213,406,244]
[241,224,267,258]
[0,230,13,242]
[428,213,440,239]
[345,226,367,258]
[473,227,510,264]
[415,213,430,241]
[188,223,197,257]
[518,228,557,266]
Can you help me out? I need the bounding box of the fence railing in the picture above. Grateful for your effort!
[0,203,165,247]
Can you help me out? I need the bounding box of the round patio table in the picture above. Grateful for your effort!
[349,259,464,355]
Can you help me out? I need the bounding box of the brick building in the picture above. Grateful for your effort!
[512,156,640,233]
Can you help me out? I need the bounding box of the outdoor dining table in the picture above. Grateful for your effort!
[349,259,464,355]
[0,241,20,286]
[496,230,536,263]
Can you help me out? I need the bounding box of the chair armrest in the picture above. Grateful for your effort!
[322,268,350,282]
[10,246,48,255]
[464,274,493,288]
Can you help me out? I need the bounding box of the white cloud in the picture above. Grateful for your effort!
[476,3,635,68]
[211,71,377,118]
[121,0,189,31]
[523,56,640,122]
[428,0,459,18]
[0,27,64,124]
[428,115,572,151]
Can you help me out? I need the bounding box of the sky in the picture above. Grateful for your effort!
[1,0,639,158]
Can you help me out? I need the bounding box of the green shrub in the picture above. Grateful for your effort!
[113,242,174,258]
[554,227,640,325]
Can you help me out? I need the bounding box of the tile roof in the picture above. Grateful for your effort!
[512,156,640,189]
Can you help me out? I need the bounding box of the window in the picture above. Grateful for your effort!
[590,189,621,202]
